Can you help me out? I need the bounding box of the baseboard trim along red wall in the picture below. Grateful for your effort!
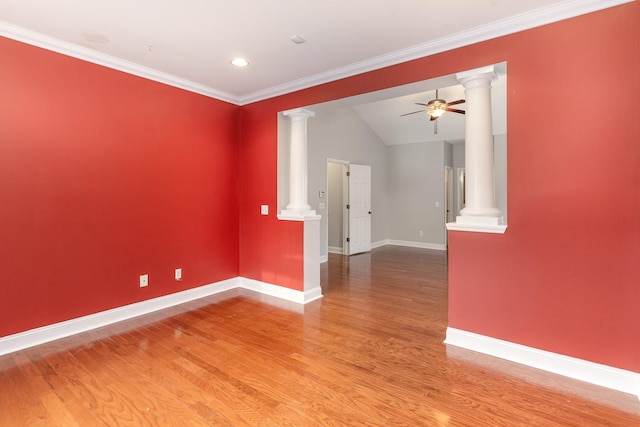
[0,277,322,358]
[445,328,640,398]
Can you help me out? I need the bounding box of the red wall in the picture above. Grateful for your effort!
[238,103,305,290]
[0,37,240,337]
[447,3,640,373]
[2,2,637,375]
[239,3,639,373]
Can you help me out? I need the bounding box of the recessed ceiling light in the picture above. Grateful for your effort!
[230,57,249,67]
[290,34,306,44]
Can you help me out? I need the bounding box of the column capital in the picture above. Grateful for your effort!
[283,108,315,119]
[456,65,497,86]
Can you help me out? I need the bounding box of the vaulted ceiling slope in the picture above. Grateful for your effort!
[0,0,632,105]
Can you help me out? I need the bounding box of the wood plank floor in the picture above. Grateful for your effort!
[1,246,639,426]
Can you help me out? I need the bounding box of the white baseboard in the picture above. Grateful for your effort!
[371,240,387,249]
[0,277,323,357]
[385,239,446,251]
[240,278,322,304]
[445,327,640,398]
[319,254,328,263]
[329,240,446,254]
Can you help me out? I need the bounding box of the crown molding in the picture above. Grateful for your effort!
[0,21,239,105]
[238,0,633,104]
[1,0,633,106]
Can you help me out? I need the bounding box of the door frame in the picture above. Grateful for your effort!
[327,159,350,255]
[445,165,454,247]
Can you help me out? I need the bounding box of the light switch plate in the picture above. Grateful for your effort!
[261,205,269,215]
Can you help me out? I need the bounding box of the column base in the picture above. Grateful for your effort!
[459,206,503,218]
[446,215,507,234]
[278,209,321,221]
[456,215,503,225]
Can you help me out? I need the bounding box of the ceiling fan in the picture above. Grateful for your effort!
[401,89,465,134]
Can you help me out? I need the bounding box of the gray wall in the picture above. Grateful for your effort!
[387,141,447,247]
[452,143,466,217]
[277,113,290,213]
[307,107,389,258]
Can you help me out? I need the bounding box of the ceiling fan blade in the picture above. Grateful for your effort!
[447,99,465,106]
[401,110,424,116]
[414,102,429,107]
[446,108,466,114]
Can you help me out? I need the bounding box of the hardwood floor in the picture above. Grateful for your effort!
[1,246,639,426]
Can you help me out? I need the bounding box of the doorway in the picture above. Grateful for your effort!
[327,160,372,256]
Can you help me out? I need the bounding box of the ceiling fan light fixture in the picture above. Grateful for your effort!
[400,89,465,135]
[428,108,446,118]
[427,99,447,118]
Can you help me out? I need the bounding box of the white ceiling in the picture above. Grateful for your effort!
[0,0,630,106]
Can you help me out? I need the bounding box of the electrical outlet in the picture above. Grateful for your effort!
[175,268,182,281]
[261,205,269,215]
[140,274,149,288]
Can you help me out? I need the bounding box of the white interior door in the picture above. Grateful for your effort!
[347,164,371,255]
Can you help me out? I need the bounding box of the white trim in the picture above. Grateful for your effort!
[446,222,508,234]
[331,240,426,252]
[0,277,322,357]
[235,0,633,104]
[240,278,322,305]
[1,0,632,105]
[277,213,322,221]
[385,239,447,251]
[326,158,350,165]
[0,21,238,105]
[319,254,329,263]
[371,240,388,249]
[445,327,640,398]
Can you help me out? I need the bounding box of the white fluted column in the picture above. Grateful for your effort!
[453,65,504,230]
[280,108,318,218]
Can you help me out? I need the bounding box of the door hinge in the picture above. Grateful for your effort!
[346,171,350,176]
[346,204,350,209]
[346,237,350,242]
